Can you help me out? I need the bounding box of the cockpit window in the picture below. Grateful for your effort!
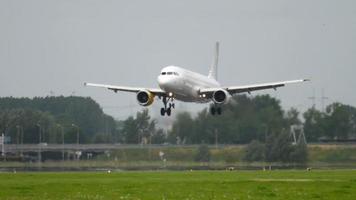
[162,71,179,76]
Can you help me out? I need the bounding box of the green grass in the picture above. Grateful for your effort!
[0,170,356,200]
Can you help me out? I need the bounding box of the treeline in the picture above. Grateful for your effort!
[1,95,356,146]
[304,103,356,141]
[168,95,356,144]
[0,96,116,144]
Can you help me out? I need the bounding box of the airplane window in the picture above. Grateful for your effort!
[167,72,173,75]
[174,72,179,76]
[161,72,166,75]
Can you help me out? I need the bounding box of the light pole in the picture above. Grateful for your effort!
[36,123,42,164]
[1,133,5,158]
[3,124,9,161]
[71,124,79,160]
[36,124,41,144]
[57,124,65,162]
[263,124,268,143]
[214,128,218,149]
[21,126,23,146]
[20,125,24,157]
[71,124,79,146]
[16,125,20,148]
[16,125,22,157]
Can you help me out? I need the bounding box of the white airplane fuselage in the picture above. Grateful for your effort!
[158,66,220,103]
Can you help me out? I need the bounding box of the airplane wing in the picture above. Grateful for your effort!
[84,82,166,96]
[199,79,309,95]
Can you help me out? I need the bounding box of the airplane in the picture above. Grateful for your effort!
[85,42,309,116]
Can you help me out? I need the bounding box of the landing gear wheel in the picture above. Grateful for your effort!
[160,108,165,116]
[217,107,222,115]
[210,107,216,115]
[161,96,175,117]
[166,108,171,116]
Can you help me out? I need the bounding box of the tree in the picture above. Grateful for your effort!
[290,142,308,163]
[194,144,211,162]
[121,109,157,144]
[136,109,153,144]
[151,128,166,144]
[285,107,301,126]
[0,109,57,144]
[169,112,195,144]
[168,94,288,144]
[303,107,325,142]
[303,103,356,141]
[0,96,118,143]
[324,103,356,139]
[264,131,308,163]
[122,116,139,143]
[265,131,293,162]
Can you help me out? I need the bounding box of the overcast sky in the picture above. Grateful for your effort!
[1,0,355,120]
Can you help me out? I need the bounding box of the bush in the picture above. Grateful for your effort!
[194,144,211,162]
[224,151,241,163]
[290,142,308,163]
[265,133,290,162]
[242,140,265,162]
[264,132,308,163]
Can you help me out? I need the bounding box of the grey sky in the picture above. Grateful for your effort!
[1,0,355,120]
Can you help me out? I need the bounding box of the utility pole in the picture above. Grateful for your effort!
[308,89,316,108]
[308,88,329,112]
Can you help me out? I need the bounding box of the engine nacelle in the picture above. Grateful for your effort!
[136,90,155,106]
[212,89,230,104]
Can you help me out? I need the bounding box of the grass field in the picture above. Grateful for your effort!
[0,170,356,200]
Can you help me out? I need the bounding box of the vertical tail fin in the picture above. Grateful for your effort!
[208,42,219,80]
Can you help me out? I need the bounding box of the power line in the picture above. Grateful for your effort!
[307,88,329,111]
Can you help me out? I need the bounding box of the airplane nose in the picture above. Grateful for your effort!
[159,75,171,82]
[158,75,172,89]
[157,76,164,84]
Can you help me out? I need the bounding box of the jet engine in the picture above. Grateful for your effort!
[136,90,155,106]
[212,89,230,104]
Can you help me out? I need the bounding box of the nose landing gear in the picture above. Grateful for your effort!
[160,96,175,116]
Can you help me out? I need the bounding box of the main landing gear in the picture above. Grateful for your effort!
[160,96,175,116]
[210,105,222,115]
